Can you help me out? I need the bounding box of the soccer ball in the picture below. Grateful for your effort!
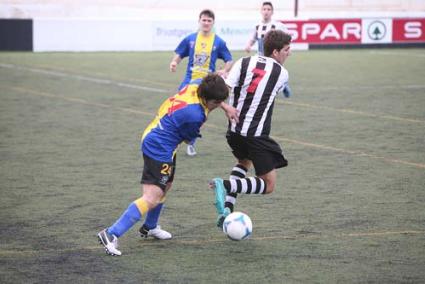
[222,212,253,241]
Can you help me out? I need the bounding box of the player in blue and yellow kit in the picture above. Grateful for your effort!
[170,9,233,156]
[98,74,238,256]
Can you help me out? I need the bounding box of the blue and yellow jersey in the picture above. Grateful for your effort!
[175,32,232,90]
[141,79,208,162]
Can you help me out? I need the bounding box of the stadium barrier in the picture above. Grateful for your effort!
[1,17,424,51]
[0,19,32,51]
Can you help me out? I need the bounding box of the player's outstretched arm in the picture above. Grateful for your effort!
[217,61,233,79]
[245,40,255,53]
[169,54,182,72]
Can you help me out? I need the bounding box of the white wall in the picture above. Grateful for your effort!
[32,19,257,52]
[33,19,153,51]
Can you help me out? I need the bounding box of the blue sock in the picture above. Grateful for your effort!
[189,138,196,146]
[143,203,164,230]
[107,202,142,237]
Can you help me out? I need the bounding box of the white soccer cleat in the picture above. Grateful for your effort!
[140,225,172,240]
[186,144,197,156]
[97,229,122,256]
[148,226,172,239]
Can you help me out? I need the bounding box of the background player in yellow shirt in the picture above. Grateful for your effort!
[170,9,233,156]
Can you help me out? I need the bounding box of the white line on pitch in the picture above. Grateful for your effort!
[2,63,423,124]
[277,100,425,124]
[10,86,425,170]
[368,50,425,58]
[0,63,168,94]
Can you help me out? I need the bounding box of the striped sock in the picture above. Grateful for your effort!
[225,164,247,212]
[223,177,267,194]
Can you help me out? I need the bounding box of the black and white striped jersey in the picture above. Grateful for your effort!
[250,20,287,55]
[226,55,289,137]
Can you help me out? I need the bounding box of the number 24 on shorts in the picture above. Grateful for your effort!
[161,164,172,175]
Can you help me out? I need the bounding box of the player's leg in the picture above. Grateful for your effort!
[186,139,197,156]
[222,174,270,194]
[210,166,275,229]
[223,132,251,211]
[213,162,250,228]
[225,161,250,212]
[219,155,283,195]
[140,154,176,239]
[212,132,251,226]
[211,136,287,202]
[98,184,162,256]
[283,84,293,98]
[139,186,172,240]
[98,154,173,255]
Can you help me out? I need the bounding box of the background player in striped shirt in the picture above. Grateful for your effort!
[210,30,292,228]
[169,9,233,156]
[98,74,236,256]
[245,2,288,55]
[245,2,293,99]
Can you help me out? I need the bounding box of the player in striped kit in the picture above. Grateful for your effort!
[210,29,292,227]
[245,2,288,55]
[246,2,292,100]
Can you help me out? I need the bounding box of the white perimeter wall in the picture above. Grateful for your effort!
[2,0,425,51]
[33,19,257,52]
[33,19,153,52]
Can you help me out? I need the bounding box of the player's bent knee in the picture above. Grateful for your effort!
[264,186,275,194]
[258,169,277,194]
[140,196,159,210]
[142,184,166,209]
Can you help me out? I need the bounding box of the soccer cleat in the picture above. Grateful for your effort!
[210,178,226,216]
[216,207,231,229]
[97,229,122,256]
[140,225,172,240]
[186,144,197,156]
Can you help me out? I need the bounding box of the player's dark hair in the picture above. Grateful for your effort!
[197,74,228,102]
[264,29,292,57]
[199,9,215,20]
[262,2,274,10]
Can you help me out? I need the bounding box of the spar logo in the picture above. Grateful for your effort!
[393,18,425,42]
[367,21,387,40]
[283,19,362,43]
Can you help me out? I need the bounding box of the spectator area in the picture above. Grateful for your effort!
[1,0,424,20]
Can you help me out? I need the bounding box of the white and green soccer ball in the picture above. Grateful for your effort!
[223,212,253,241]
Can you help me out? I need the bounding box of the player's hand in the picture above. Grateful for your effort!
[221,103,239,123]
[244,45,251,53]
[170,61,177,72]
[227,108,239,123]
[217,69,228,79]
